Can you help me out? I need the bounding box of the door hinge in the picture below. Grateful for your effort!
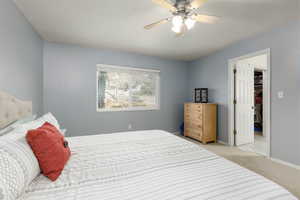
[233,99,237,104]
[233,130,237,135]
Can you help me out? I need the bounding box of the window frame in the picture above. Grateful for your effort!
[96,64,160,112]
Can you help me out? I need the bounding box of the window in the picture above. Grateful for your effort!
[97,64,160,112]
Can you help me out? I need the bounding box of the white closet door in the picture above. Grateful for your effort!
[235,63,254,146]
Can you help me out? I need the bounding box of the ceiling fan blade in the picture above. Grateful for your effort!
[192,14,219,24]
[189,0,208,9]
[144,18,169,30]
[152,0,177,12]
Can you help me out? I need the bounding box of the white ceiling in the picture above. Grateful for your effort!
[14,0,299,61]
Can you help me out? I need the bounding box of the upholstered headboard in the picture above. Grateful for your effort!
[0,91,32,129]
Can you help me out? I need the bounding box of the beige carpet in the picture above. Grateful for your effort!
[179,136,300,199]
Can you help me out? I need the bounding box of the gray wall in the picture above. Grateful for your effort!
[1,0,298,166]
[188,20,300,165]
[43,42,188,136]
[0,0,43,115]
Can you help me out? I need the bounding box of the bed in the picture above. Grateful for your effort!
[0,91,298,200]
[18,130,295,200]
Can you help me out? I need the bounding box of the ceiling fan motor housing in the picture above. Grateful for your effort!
[174,0,192,16]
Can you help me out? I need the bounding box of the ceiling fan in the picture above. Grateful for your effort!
[144,0,219,36]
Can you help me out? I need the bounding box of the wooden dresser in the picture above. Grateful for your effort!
[184,103,217,144]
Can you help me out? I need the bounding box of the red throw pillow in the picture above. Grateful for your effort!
[26,122,71,181]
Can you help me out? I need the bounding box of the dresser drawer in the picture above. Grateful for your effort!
[185,127,201,138]
[191,104,202,111]
[190,133,200,140]
[185,117,202,127]
[190,112,202,121]
[184,104,192,110]
[193,127,203,137]
[188,121,202,131]
[190,110,202,118]
[186,123,203,133]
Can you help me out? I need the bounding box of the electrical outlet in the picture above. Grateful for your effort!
[128,124,132,130]
[277,91,284,99]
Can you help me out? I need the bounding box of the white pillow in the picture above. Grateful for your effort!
[0,115,37,136]
[21,113,61,132]
[41,113,60,131]
[20,117,45,132]
[0,129,40,200]
[60,128,67,136]
[15,115,37,125]
[0,126,14,136]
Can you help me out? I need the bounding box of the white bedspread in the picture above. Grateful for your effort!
[19,130,297,200]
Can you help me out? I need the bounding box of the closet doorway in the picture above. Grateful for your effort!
[254,70,265,154]
[228,49,270,157]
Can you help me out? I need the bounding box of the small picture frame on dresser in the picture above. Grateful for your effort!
[194,88,208,103]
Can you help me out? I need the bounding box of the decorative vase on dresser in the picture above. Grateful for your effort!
[184,103,217,144]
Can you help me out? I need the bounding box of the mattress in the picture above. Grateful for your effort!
[19,130,297,200]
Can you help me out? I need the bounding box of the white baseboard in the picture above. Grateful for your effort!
[172,131,181,136]
[217,140,229,145]
[270,157,300,170]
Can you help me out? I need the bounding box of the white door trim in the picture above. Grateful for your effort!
[228,49,271,157]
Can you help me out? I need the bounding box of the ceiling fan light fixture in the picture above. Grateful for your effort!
[171,25,181,33]
[185,18,196,30]
[172,15,183,28]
